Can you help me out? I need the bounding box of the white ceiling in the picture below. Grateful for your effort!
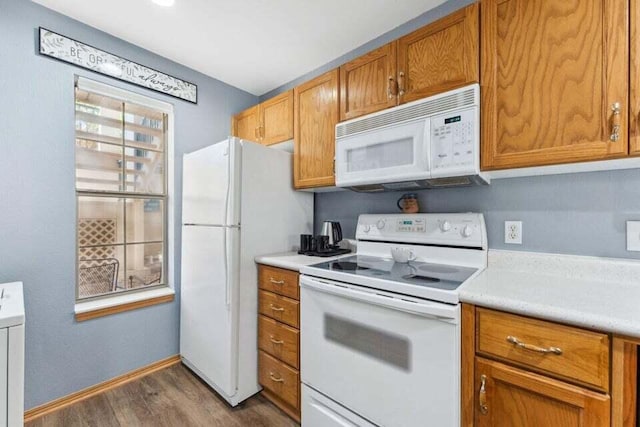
[32,0,446,95]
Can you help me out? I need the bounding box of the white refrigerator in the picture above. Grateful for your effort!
[180,137,313,406]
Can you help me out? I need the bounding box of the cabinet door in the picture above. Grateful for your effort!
[631,0,640,155]
[481,0,629,170]
[475,358,610,427]
[339,42,397,121]
[261,90,294,145]
[232,105,260,142]
[397,3,479,104]
[294,69,339,188]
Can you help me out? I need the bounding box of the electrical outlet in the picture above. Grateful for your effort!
[505,221,522,244]
[627,221,640,251]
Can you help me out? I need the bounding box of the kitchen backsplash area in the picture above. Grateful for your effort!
[315,167,640,259]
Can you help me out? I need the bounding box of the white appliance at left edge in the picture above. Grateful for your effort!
[180,137,313,406]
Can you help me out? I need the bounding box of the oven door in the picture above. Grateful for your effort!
[335,118,430,188]
[300,275,460,427]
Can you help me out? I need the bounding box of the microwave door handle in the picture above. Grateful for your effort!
[301,277,459,322]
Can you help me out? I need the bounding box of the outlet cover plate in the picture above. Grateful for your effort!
[627,221,640,251]
[505,221,522,244]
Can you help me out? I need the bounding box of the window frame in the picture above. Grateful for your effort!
[73,76,175,309]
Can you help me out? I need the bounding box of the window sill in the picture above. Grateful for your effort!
[74,287,175,322]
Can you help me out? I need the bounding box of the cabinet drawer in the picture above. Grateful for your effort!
[258,265,299,300]
[259,290,299,328]
[477,308,610,391]
[259,350,299,410]
[259,315,299,369]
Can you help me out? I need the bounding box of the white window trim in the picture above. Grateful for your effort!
[73,76,176,316]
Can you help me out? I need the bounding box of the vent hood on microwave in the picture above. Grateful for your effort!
[335,84,489,192]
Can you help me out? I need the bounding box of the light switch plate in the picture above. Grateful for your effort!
[627,221,640,251]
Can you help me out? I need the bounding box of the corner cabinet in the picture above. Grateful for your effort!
[232,90,294,145]
[481,0,629,170]
[339,4,479,121]
[294,69,339,189]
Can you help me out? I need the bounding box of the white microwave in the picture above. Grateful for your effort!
[335,84,488,192]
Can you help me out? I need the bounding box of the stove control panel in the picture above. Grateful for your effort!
[356,213,486,248]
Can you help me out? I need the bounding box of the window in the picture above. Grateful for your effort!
[75,80,169,300]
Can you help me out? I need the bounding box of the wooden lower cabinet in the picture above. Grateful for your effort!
[257,264,300,422]
[474,357,610,426]
[462,304,640,426]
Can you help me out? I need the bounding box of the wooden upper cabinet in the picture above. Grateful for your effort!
[397,3,479,104]
[232,90,293,145]
[232,105,260,142]
[294,69,339,189]
[261,90,294,145]
[475,358,610,427]
[481,0,629,170]
[339,43,398,121]
[631,0,640,155]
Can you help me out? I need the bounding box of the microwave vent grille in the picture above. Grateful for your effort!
[336,86,477,138]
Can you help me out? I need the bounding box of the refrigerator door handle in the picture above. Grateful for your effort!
[223,227,231,307]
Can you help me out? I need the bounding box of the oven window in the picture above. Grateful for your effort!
[346,138,414,172]
[324,314,411,371]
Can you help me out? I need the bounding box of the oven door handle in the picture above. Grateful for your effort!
[300,276,459,322]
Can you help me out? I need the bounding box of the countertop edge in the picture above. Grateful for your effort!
[459,291,640,338]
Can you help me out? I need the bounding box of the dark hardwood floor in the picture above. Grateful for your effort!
[26,364,300,427]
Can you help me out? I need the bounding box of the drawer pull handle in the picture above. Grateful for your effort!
[269,336,284,345]
[507,335,563,355]
[269,372,284,383]
[269,304,285,312]
[479,374,488,415]
[269,278,285,285]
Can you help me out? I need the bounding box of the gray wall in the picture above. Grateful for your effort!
[263,0,640,260]
[0,0,257,409]
[316,169,640,259]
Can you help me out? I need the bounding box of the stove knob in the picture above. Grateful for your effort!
[376,219,386,230]
[440,220,452,232]
[461,225,473,238]
[363,224,371,233]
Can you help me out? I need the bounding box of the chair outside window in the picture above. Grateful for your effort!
[78,258,119,298]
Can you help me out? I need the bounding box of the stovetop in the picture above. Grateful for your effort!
[307,255,478,292]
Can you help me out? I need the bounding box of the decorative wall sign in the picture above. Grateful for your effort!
[39,27,197,104]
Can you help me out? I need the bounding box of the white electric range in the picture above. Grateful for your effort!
[299,213,487,427]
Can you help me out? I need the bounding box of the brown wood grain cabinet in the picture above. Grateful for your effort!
[397,3,479,105]
[294,69,339,189]
[462,304,638,426]
[631,0,640,155]
[339,4,479,121]
[257,264,301,422]
[231,105,260,142]
[481,0,629,170]
[261,90,294,145]
[475,358,610,427]
[231,90,293,145]
[340,42,398,121]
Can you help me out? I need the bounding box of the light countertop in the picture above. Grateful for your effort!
[255,251,353,272]
[459,250,640,337]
